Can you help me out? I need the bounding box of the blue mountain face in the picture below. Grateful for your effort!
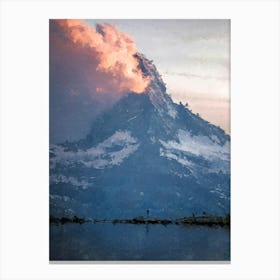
[50,53,230,219]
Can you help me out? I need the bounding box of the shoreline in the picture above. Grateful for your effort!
[50,214,230,227]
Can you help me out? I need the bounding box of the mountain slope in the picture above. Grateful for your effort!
[50,53,230,219]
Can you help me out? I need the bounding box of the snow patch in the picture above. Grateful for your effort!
[166,103,177,119]
[160,129,229,161]
[50,194,73,202]
[160,148,193,168]
[210,134,220,144]
[210,185,229,200]
[50,174,90,189]
[50,131,139,169]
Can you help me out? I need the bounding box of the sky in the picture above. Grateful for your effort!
[86,19,230,134]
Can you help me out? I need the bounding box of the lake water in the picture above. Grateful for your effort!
[50,223,230,261]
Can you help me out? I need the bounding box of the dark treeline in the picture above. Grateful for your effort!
[50,214,230,227]
[50,216,87,225]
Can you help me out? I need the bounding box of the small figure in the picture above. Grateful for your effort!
[146,209,150,218]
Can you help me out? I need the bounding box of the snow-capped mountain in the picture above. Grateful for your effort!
[50,53,230,219]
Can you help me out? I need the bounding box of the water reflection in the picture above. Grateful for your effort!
[50,223,230,261]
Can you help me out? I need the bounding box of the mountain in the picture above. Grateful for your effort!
[50,53,230,219]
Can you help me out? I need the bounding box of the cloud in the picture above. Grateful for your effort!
[53,19,150,95]
[49,19,150,143]
[163,71,228,81]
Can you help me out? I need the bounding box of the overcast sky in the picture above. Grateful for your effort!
[86,19,230,133]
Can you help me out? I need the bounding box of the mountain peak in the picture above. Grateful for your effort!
[135,53,178,119]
